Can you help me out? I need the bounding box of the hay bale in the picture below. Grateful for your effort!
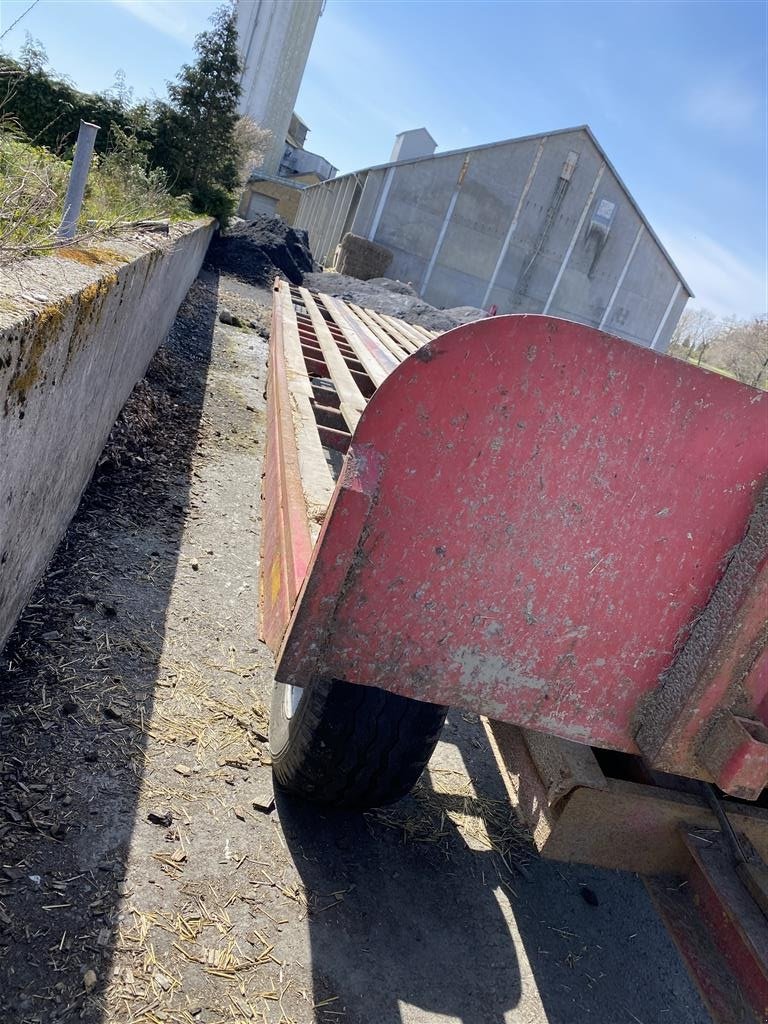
[334,233,393,281]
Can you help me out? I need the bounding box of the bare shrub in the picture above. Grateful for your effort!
[233,115,271,185]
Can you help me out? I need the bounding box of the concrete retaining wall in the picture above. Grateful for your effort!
[0,219,214,652]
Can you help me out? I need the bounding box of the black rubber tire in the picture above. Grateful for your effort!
[269,678,448,810]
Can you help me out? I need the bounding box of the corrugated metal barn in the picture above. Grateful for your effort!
[294,126,691,352]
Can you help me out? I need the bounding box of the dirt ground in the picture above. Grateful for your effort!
[0,270,711,1024]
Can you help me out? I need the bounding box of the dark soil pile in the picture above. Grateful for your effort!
[205,214,314,286]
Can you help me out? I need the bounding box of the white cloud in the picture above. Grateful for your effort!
[682,79,762,137]
[659,226,767,319]
[110,0,207,45]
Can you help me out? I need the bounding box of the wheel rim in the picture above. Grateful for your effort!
[283,684,304,720]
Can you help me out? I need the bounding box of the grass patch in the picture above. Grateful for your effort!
[0,128,194,265]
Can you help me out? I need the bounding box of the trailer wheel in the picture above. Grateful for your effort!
[269,678,448,810]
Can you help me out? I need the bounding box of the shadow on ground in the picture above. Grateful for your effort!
[0,272,219,1022]
[278,710,710,1024]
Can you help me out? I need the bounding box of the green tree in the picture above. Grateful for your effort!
[151,4,242,222]
[0,51,144,155]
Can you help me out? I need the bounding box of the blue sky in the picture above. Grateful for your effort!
[1,0,766,319]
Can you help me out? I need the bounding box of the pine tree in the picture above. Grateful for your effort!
[152,4,242,222]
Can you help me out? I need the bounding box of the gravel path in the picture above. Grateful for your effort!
[0,270,709,1024]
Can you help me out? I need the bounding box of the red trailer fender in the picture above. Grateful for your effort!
[274,313,767,787]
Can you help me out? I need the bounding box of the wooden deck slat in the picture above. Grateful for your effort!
[318,293,397,387]
[323,294,402,376]
[379,313,429,351]
[366,309,420,354]
[347,303,410,362]
[410,322,437,342]
[298,287,366,431]
[278,285,336,538]
[274,281,454,552]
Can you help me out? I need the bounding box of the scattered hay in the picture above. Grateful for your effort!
[366,763,531,884]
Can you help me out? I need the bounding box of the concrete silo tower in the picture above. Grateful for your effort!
[235,0,323,176]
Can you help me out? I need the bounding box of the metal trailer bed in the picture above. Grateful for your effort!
[260,278,768,1022]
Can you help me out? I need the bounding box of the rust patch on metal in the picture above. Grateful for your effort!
[700,713,768,800]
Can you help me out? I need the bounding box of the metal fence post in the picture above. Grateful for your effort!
[57,120,100,242]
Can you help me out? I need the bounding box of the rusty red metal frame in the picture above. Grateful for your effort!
[260,284,315,651]
[637,546,768,798]
[647,827,768,1023]
[484,717,768,1022]
[483,718,768,873]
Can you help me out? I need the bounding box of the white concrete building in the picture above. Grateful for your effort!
[295,126,692,351]
[235,0,323,176]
